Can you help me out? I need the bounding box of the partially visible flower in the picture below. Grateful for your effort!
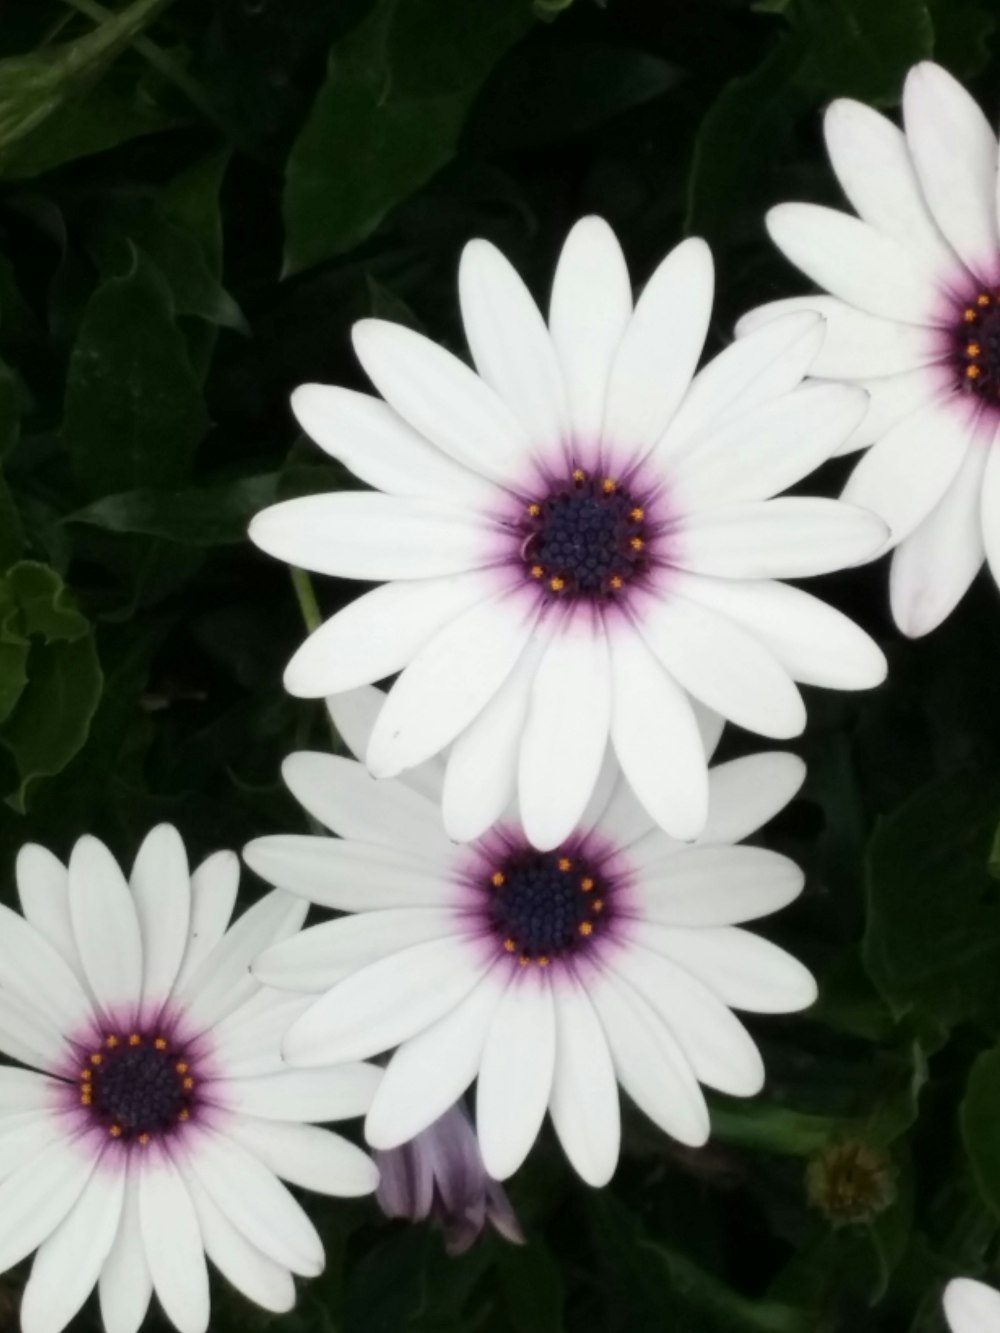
[741,62,1000,638]
[245,686,816,1189]
[805,1139,895,1225]
[0,828,380,1333]
[250,217,886,851]
[375,1102,524,1255]
[944,1277,1000,1332]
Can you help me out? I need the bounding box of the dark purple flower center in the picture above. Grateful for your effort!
[522,470,648,598]
[486,849,609,965]
[80,1032,196,1144]
[954,288,1000,400]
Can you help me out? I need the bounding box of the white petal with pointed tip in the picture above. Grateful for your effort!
[632,846,803,926]
[229,1116,378,1198]
[244,836,453,912]
[139,1151,209,1333]
[636,923,817,1013]
[477,973,555,1180]
[184,1172,295,1314]
[701,753,806,845]
[548,977,620,1187]
[69,836,143,1020]
[16,845,83,985]
[175,851,240,991]
[99,1166,151,1333]
[326,686,447,804]
[131,825,190,1016]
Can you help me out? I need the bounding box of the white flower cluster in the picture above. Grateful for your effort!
[0,57,993,1333]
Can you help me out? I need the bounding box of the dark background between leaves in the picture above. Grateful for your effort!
[1,0,1000,1329]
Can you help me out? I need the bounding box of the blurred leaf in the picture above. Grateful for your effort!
[710,1099,843,1157]
[863,772,1000,1032]
[790,0,933,105]
[63,246,208,499]
[343,1228,430,1333]
[930,0,996,77]
[0,469,23,572]
[0,0,171,174]
[283,0,534,272]
[961,1044,1000,1222]
[496,1241,564,1333]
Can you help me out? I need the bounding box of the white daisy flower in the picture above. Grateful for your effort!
[741,62,1000,637]
[0,828,380,1333]
[944,1277,1000,1333]
[244,687,817,1190]
[249,218,887,851]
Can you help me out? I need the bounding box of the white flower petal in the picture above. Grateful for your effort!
[243,836,453,912]
[15,845,84,985]
[631,845,804,926]
[589,969,709,1146]
[735,296,939,379]
[766,204,943,324]
[249,493,498,582]
[208,990,311,1079]
[442,632,547,843]
[283,938,489,1068]
[476,972,556,1180]
[669,572,887,691]
[0,1112,71,1182]
[184,1173,295,1314]
[292,383,497,507]
[130,825,191,1018]
[892,441,990,638]
[549,216,633,441]
[365,972,505,1149]
[0,987,74,1073]
[700,753,806,845]
[981,436,1000,596]
[670,382,869,510]
[183,1129,323,1277]
[459,239,568,452]
[842,397,973,547]
[210,1064,380,1122]
[637,923,817,1013]
[99,1165,151,1333]
[0,902,93,1034]
[177,892,307,1035]
[904,62,1000,280]
[823,97,960,278]
[139,1151,209,1333]
[613,943,765,1095]
[285,571,489,699]
[0,1068,63,1113]
[282,752,447,859]
[175,851,240,991]
[592,773,658,849]
[326,688,446,805]
[548,976,620,1187]
[69,835,143,1021]
[835,368,944,456]
[21,1158,125,1333]
[635,589,805,740]
[518,618,611,851]
[367,591,540,779]
[603,238,713,457]
[608,622,708,840]
[0,1136,96,1274]
[229,1116,378,1198]
[675,498,889,579]
[661,313,826,463]
[944,1278,1000,1333]
[352,318,536,490]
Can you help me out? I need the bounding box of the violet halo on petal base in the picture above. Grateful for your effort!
[244,686,817,1191]
[741,61,1000,638]
[250,218,887,851]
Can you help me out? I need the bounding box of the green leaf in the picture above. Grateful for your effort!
[863,772,1000,1032]
[63,247,209,499]
[789,0,934,105]
[496,1242,564,1333]
[0,0,172,174]
[961,1044,1000,1222]
[283,0,535,273]
[929,0,995,77]
[0,467,23,572]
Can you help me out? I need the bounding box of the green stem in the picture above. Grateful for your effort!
[290,567,323,636]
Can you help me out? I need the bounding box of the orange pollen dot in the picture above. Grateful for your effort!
[90,1053,103,1066]
[518,955,530,967]
[967,365,982,379]
[154,1037,168,1051]
[964,308,978,321]
[105,1035,119,1049]
[527,502,541,517]
[978,293,991,306]
[572,468,586,482]
[530,565,544,579]
[558,857,572,871]
[175,1062,189,1075]
[491,871,505,887]
[630,506,645,521]
[182,1077,195,1092]
[109,1124,123,1139]
[128,1033,142,1047]
[579,921,594,937]
[629,536,645,551]
[503,938,517,952]
[968,343,983,357]
[178,1108,190,1122]
[80,1069,92,1082]
[549,576,566,592]
[80,1093,92,1106]
[537,955,551,967]
[138,1133,151,1146]
[601,478,616,494]
[609,575,623,590]
[592,899,605,913]
[581,877,595,891]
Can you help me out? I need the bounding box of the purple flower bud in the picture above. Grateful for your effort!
[375,1103,525,1255]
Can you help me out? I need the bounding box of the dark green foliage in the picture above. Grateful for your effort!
[0,0,999,1329]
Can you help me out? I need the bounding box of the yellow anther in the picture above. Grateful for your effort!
[530,564,544,579]
[592,898,605,913]
[105,1035,119,1049]
[630,506,645,521]
[90,1053,103,1067]
[549,576,566,592]
[968,342,983,357]
[154,1037,168,1051]
[182,1077,195,1092]
[537,955,551,968]
[109,1124,123,1139]
[503,938,517,953]
[80,1069,92,1082]
[518,954,531,967]
[572,468,586,482]
[138,1133,150,1146]
[630,536,645,551]
[601,477,616,494]
[581,877,595,892]
[178,1108,190,1122]
[609,575,623,590]
[175,1061,189,1075]
[128,1033,141,1047]
[491,871,505,888]
[528,502,541,517]
[978,293,991,306]
[967,364,983,379]
[964,308,978,321]
[579,921,594,937]
[558,857,572,871]
[80,1093,92,1106]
